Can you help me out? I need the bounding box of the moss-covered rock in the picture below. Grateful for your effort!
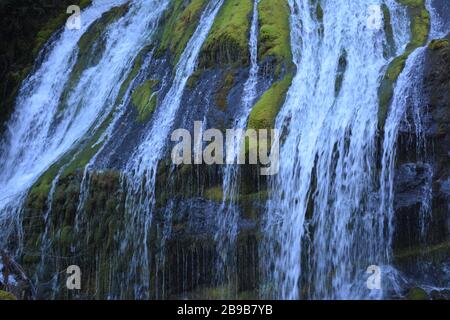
[247,73,293,130]
[214,70,235,110]
[378,0,430,129]
[258,0,292,71]
[131,80,160,122]
[198,0,253,68]
[0,290,17,300]
[428,38,450,51]
[407,287,429,300]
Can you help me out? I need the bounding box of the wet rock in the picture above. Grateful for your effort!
[406,287,429,300]
[393,33,450,252]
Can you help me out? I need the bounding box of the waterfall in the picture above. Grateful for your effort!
[0,0,170,297]
[0,0,133,246]
[121,0,225,299]
[426,0,450,39]
[214,0,260,291]
[263,0,406,300]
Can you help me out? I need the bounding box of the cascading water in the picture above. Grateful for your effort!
[121,0,225,299]
[379,0,450,290]
[0,0,170,297]
[380,47,434,239]
[426,0,450,39]
[1,0,447,301]
[263,0,410,300]
[0,0,131,247]
[214,0,260,291]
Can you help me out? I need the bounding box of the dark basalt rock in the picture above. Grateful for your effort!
[393,34,450,288]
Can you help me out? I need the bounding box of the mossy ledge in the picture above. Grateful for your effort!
[198,0,253,68]
[131,80,160,122]
[377,0,430,129]
[0,290,17,300]
[247,73,294,130]
[258,0,293,73]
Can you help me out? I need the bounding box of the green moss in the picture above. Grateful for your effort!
[186,69,203,88]
[116,45,154,106]
[0,290,17,300]
[199,0,253,68]
[258,0,292,69]
[407,287,429,300]
[204,187,224,202]
[247,73,293,130]
[378,0,430,128]
[214,71,235,110]
[428,38,450,50]
[396,0,430,50]
[58,226,74,247]
[131,80,160,122]
[157,0,209,63]
[316,3,324,23]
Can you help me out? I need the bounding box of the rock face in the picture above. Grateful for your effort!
[0,0,449,300]
[392,34,449,295]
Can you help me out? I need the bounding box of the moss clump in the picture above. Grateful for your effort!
[198,0,253,68]
[396,0,430,51]
[316,3,324,23]
[378,0,430,128]
[157,0,209,63]
[0,290,17,300]
[204,186,224,202]
[57,226,74,247]
[407,287,429,300]
[214,71,235,110]
[131,80,160,122]
[115,44,155,107]
[186,69,203,88]
[247,73,293,130]
[428,38,450,50]
[258,0,292,69]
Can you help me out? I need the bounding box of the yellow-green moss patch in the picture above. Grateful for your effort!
[258,0,292,69]
[428,38,450,50]
[0,290,17,300]
[132,80,159,122]
[199,0,253,68]
[247,73,293,130]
